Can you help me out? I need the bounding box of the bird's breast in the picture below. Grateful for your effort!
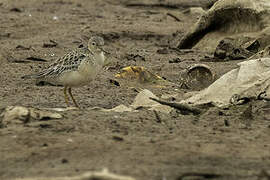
[79,60,101,78]
[57,61,102,87]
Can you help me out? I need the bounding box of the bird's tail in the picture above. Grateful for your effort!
[21,74,40,79]
[21,68,51,80]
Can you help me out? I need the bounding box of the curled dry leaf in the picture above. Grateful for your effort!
[180,64,215,90]
[115,66,169,88]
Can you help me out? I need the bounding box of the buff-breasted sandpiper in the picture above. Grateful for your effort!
[22,36,106,108]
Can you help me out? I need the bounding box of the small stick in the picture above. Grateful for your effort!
[149,97,202,115]
[178,172,220,180]
[166,12,181,22]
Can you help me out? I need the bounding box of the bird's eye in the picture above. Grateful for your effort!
[92,42,96,46]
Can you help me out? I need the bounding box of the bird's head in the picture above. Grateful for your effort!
[87,36,105,54]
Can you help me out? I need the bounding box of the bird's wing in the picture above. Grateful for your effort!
[25,49,90,79]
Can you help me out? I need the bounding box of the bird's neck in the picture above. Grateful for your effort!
[94,51,105,66]
[87,47,105,66]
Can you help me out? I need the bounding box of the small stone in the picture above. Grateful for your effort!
[157,48,169,54]
[61,158,68,164]
[224,119,230,127]
[112,135,124,141]
[169,57,181,63]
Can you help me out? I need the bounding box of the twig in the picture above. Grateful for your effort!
[177,172,220,180]
[166,12,181,22]
[153,110,161,123]
[149,97,202,115]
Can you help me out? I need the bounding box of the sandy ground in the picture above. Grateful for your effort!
[0,0,269,180]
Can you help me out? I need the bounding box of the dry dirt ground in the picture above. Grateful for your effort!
[0,0,269,180]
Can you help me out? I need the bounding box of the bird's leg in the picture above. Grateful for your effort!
[68,87,79,108]
[64,86,70,107]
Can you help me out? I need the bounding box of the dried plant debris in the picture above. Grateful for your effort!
[13,168,136,180]
[0,106,62,127]
[115,66,167,86]
[43,40,58,48]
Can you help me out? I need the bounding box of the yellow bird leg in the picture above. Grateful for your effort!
[64,86,70,107]
[68,87,79,108]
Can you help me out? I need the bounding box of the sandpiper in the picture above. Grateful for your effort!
[22,36,106,108]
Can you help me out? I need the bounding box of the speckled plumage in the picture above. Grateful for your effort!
[30,48,92,78]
